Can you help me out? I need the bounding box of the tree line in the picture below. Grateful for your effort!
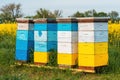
[0,3,119,23]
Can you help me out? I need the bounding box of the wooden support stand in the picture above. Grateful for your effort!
[58,64,76,68]
[34,62,47,66]
[78,66,96,73]
[78,66,107,73]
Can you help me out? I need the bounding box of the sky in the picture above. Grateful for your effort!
[0,0,120,17]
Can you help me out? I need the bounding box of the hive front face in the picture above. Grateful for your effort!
[15,19,34,62]
[57,18,78,67]
[34,19,57,65]
[78,17,109,70]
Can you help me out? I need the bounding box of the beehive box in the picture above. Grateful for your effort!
[78,42,108,54]
[16,40,34,50]
[34,52,49,64]
[58,53,78,66]
[58,42,78,54]
[56,18,78,67]
[16,30,34,41]
[17,18,34,30]
[78,54,108,67]
[78,30,108,42]
[57,18,78,31]
[78,22,108,31]
[34,41,57,52]
[34,31,57,41]
[47,23,57,31]
[34,31,47,41]
[34,18,57,64]
[77,17,109,69]
[58,31,78,42]
[15,18,34,62]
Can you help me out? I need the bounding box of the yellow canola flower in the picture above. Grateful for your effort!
[0,23,17,35]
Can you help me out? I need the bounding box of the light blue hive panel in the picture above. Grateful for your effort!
[94,30,108,42]
[16,30,28,40]
[16,30,34,41]
[34,41,47,52]
[34,41,57,52]
[94,22,108,30]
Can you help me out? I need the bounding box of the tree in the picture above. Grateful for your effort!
[34,8,50,18]
[34,8,62,18]
[97,12,108,17]
[71,11,84,17]
[52,10,62,18]
[0,3,23,22]
[84,9,97,17]
[24,16,34,19]
[108,11,119,19]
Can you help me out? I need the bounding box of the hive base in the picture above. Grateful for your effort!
[78,66,95,73]
[34,62,47,66]
[15,60,27,64]
[78,66,107,73]
[58,64,76,68]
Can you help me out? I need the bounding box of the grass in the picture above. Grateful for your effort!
[0,32,120,80]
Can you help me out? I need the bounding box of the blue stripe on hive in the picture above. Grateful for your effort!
[34,23,47,31]
[57,23,78,31]
[47,23,57,31]
[15,50,29,61]
[16,40,34,50]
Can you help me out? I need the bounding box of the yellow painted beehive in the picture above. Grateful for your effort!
[78,54,108,67]
[78,42,108,55]
[34,52,49,64]
[58,53,78,65]
[77,17,109,69]
[56,18,78,67]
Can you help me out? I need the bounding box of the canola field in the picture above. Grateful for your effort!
[0,23,17,35]
[109,22,120,47]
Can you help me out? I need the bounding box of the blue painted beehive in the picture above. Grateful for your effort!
[33,18,57,64]
[15,19,34,62]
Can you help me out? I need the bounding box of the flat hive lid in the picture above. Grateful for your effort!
[77,17,110,22]
[34,18,47,23]
[16,18,33,23]
[56,18,78,23]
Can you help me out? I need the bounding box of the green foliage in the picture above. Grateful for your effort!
[0,32,16,66]
[72,11,85,17]
[71,9,119,20]
[108,11,119,19]
[28,48,34,63]
[84,9,98,17]
[0,3,23,23]
[47,49,58,66]
[97,12,108,17]
[33,8,62,18]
